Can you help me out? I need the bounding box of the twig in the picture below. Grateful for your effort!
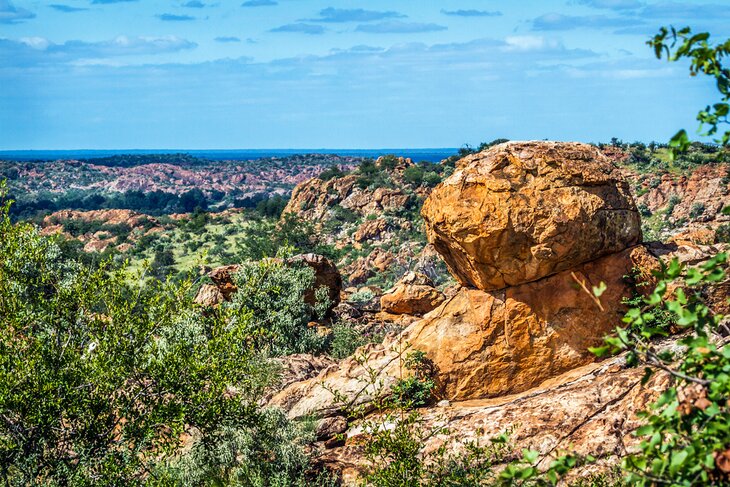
[570,272,604,311]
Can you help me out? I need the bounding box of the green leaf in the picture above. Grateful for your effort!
[592,281,607,298]
[669,450,688,474]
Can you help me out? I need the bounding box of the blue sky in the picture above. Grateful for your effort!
[1,1,728,149]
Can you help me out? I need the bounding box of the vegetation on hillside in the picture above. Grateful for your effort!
[0,23,728,487]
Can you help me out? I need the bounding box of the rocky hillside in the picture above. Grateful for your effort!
[282,155,449,290]
[258,141,729,484]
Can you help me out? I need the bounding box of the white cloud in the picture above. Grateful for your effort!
[504,36,560,51]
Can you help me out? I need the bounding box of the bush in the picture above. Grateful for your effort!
[390,350,435,408]
[690,202,706,218]
[318,165,345,181]
[0,192,280,484]
[592,236,729,485]
[403,165,424,186]
[665,194,681,215]
[329,321,367,359]
[157,408,336,486]
[716,223,730,243]
[225,257,330,355]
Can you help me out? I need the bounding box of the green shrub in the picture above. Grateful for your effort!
[690,202,706,218]
[328,321,367,359]
[318,165,345,181]
[390,350,435,409]
[0,192,279,484]
[348,289,374,304]
[226,257,329,356]
[157,408,336,486]
[592,236,729,485]
[716,223,730,243]
[403,165,424,186]
[665,194,681,215]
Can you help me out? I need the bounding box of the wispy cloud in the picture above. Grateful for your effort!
[215,36,241,43]
[1,35,197,67]
[91,0,138,4]
[50,4,88,12]
[0,0,35,23]
[576,0,643,10]
[182,0,205,7]
[441,9,502,17]
[640,2,730,19]
[270,23,325,35]
[157,13,195,21]
[306,7,405,23]
[241,0,276,6]
[355,21,447,34]
[532,12,644,30]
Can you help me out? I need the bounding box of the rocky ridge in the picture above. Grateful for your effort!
[267,141,729,483]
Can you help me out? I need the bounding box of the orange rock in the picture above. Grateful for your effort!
[194,284,225,307]
[353,218,390,243]
[670,227,716,246]
[380,272,445,316]
[269,245,659,417]
[405,246,654,400]
[422,141,642,290]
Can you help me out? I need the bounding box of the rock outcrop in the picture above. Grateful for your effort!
[269,142,655,419]
[422,141,642,290]
[404,246,653,399]
[318,355,670,484]
[269,245,657,417]
[379,272,445,316]
[263,142,730,485]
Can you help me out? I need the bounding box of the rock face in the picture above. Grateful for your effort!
[269,245,658,418]
[379,272,445,316]
[318,356,670,484]
[404,246,653,399]
[422,141,642,291]
[194,284,225,307]
[208,265,242,301]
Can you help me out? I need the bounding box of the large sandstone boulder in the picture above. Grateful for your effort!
[406,246,652,399]
[268,245,659,417]
[422,141,642,290]
[380,272,445,316]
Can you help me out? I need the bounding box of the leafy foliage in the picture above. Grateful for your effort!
[649,27,730,155]
[390,350,435,409]
[157,408,337,486]
[592,211,730,485]
[0,188,280,485]
[225,256,330,356]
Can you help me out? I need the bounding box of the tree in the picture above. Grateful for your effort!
[649,27,730,156]
[0,189,279,484]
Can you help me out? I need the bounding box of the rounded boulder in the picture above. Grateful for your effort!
[422,141,642,290]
